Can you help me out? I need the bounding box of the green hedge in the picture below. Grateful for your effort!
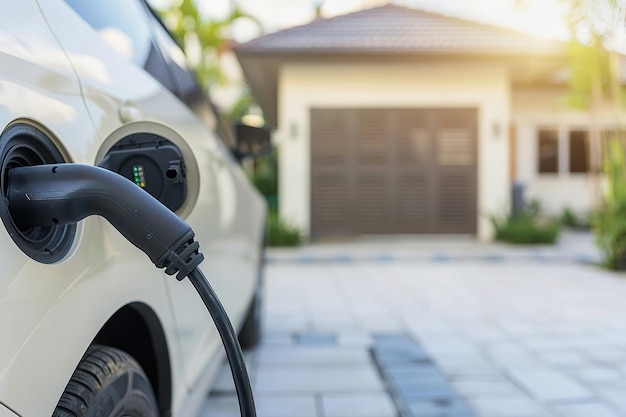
[594,139,626,269]
[492,214,561,244]
[266,212,301,247]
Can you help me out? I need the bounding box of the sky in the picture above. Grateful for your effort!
[149,0,571,41]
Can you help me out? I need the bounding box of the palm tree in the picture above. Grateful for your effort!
[159,0,262,89]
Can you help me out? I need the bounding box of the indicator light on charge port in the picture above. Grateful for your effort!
[131,164,146,188]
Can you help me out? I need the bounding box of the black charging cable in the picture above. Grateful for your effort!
[188,268,256,417]
[7,163,257,417]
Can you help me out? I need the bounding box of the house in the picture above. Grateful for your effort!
[234,3,606,240]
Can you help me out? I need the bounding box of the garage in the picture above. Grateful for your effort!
[234,3,538,239]
[311,108,478,237]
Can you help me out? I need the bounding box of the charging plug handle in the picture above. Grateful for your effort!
[7,164,201,276]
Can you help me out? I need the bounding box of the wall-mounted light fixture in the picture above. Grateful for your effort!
[492,121,501,139]
[290,121,298,139]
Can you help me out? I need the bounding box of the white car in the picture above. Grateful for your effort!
[0,1,267,416]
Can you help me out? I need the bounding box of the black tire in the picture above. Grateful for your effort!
[53,345,159,417]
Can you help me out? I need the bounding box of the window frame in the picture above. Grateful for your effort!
[536,126,598,177]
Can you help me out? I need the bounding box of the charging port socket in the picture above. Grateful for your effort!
[0,123,76,263]
[99,133,187,212]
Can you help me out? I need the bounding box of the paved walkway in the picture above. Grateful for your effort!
[266,231,601,264]
[200,234,626,417]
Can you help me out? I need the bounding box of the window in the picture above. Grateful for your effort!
[569,130,589,173]
[538,130,558,173]
[64,0,152,65]
[66,0,236,148]
[63,0,175,92]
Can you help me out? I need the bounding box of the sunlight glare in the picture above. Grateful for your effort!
[513,0,569,39]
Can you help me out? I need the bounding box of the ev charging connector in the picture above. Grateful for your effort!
[7,163,256,417]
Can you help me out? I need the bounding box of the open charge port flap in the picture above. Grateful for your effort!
[99,133,187,212]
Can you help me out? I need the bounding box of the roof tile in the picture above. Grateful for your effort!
[234,4,564,56]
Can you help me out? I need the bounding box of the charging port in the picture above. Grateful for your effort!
[0,123,76,263]
[98,133,187,212]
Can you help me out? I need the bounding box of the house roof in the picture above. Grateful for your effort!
[234,4,564,56]
[234,4,567,125]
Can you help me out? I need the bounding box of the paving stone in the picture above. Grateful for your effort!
[451,379,521,398]
[461,324,510,343]
[467,396,552,417]
[524,338,578,352]
[372,339,428,354]
[360,318,404,332]
[389,376,451,392]
[435,356,501,377]
[585,348,626,364]
[485,342,531,357]
[200,396,239,417]
[406,398,475,417]
[537,351,589,369]
[255,367,384,393]
[570,367,624,384]
[260,333,295,347]
[505,368,594,402]
[312,315,358,332]
[373,349,431,365]
[256,395,319,417]
[264,315,310,332]
[390,375,452,396]
[321,392,396,417]
[492,353,543,370]
[337,331,373,347]
[395,385,458,400]
[550,402,621,417]
[374,334,412,344]
[210,364,236,394]
[256,347,370,366]
[382,364,444,382]
[593,383,626,413]
[296,332,337,346]
[420,335,481,356]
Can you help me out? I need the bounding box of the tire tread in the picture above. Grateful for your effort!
[52,345,154,417]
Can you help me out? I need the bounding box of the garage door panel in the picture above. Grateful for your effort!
[437,128,475,166]
[311,109,351,165]
[394,173,431,233]
[311,173,352,235]
[397,128,431,165]
[437,108,477,127]
[311,108,477,237]
[355,110,389,165]
[437,171,477,233]
[354,173,392,233]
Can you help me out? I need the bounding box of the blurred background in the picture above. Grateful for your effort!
[143,2,626,417]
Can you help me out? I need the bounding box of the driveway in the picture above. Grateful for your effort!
[200,233,626,417]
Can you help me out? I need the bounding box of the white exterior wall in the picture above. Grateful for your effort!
[277,61,510,240]
[512,87,608,217]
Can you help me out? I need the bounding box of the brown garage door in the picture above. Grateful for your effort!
[311,108,477,237]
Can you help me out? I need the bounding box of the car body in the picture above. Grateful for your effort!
[0,1,266,416]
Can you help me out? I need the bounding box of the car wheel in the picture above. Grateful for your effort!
[53,345,159,417]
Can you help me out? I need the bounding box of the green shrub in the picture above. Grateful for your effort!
[493,214,561,244]
[267,212,301,247]
[252,152,277,197]
[594,139,626,269]
[594,202,626,269]
[560,207,590,229]
[493,200,560,244]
